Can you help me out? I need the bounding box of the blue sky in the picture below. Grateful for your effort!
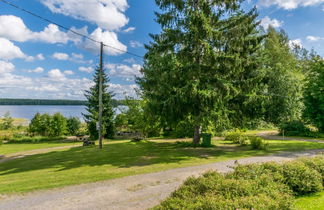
[0,0,323,100]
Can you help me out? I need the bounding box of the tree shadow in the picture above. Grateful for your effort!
[0,140,251,176]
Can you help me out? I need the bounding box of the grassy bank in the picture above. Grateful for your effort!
[1,138,324,194]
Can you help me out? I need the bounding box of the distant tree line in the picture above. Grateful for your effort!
[0,98,124,107]
[29,113,82,137]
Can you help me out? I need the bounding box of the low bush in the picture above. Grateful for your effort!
[5,136,65,143]
[225,131,268,150]
[224,131,249,146]
[156,171,293,210]
[249,136,269,150]
[155,157,324,209]
[279,121,311,136]
[299,156,324,184]
[282,161,323,195]
[231,160,323,195]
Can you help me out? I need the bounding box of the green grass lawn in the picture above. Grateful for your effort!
[0,142,81,155]
[0,138,324,195]
[294,191,324,210]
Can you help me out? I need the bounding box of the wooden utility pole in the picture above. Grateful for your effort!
[98,42,104,149]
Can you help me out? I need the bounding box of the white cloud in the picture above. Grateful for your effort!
[35,24,76,44]
[36,54,45,60]
[123,58,137,64]
[0,63,136,99]
[0,60,15,74]
[52,52,70,60]
[83,28,127,55]
[0,38,25,60]
[307,36,324,41]
[260,16,283,29]
[0,15,127,56]
[0,64,94,99]
[78,66,94,73]
[48,69,66,80]
[258,0,324,10]
[109,83,138,98]
[123,27,136,33]
[0,15,79,44]
[40,0,129,31]
[289,39,303,48]
[107,63,142,81]
[72,53,83,60]
[129,40,143,48]
[28,67,44,73]
[0,15,33,42]
[64,70,74,75]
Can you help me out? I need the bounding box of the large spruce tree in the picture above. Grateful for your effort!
[138,0,264,145]
[83,67,115,140]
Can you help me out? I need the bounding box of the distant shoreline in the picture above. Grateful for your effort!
[0,99,123,107]
[0,98,87,106]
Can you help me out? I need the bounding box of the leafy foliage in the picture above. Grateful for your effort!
[303,57,324,132]
[28,113,67,137]
[249,136,268,150]
[115,98,160,137]
[279,120,311,136]
[67,117,81,136]
[0,111,14,130]
[224,131,249,145]
[156,156,324,209]
[260,28,304,125]
[156,171,293,209]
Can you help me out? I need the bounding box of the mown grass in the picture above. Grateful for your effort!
[0,142,81,155]
[1,138,324,195]
[294,191,324,210]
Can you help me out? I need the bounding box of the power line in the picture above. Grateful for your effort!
[0,0,144,59]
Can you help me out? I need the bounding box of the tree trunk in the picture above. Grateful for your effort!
[193,125,201,146]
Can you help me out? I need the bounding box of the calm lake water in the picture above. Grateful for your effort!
[0,105,86,121]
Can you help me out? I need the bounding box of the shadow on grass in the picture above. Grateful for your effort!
[0,141,253,176]
[2,139,321,177]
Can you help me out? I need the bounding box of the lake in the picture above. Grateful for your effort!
[0,105,87,121]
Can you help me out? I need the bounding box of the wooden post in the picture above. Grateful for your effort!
[98,42,104,149]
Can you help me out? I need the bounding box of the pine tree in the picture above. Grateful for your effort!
[138,0,264,145]
[83,67,115,140]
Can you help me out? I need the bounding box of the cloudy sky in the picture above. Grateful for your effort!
[0,0,323,100]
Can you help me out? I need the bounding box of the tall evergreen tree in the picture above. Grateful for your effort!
[83,67,115,140]
[139,0,264,145]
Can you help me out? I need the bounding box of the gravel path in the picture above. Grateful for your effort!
[1,149,323,210]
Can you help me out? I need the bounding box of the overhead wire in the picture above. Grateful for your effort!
[0,0,144,59]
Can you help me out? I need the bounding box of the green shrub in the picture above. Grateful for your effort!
[224,131,249,146]
[249,136,269,150]
[228,162,284,183]
[67,117,81,136]
[299,156,324,185]
[279,121,310,136]
[156,171,293,210]
[155,157,324,209]
[282,161,323,195]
